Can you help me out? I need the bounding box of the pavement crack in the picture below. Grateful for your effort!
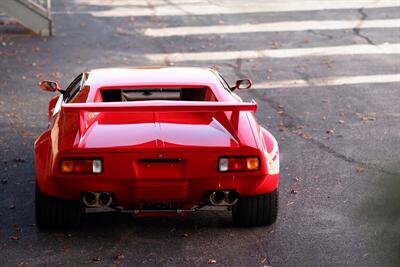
[233,58,246,78]
[306,136,400,177]
[309,29,334,40]
[294,70,313,86]
[146,0,171,65]
[260,95,400,177]
[219,58,247,78]
[163,0,193,15]
[353,8,376,45]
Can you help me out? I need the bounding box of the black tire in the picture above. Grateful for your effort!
[232,189,278,226]
[35,184,83,228]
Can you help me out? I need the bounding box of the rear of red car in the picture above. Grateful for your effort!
[34,69,279,228]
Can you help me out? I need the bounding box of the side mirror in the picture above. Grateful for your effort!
[39,80,61,92]
[231,79,252,91]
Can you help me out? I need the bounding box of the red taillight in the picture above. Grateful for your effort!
[61,159,102,174]
[218,157,260,172]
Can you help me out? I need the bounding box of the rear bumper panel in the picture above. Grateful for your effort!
[39,173,279,208]
[37,151,279,208]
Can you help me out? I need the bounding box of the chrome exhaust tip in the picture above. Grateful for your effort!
[209,190,239,206]
[225,190,239,205]
[83,191,97,207]
[98,192,112,207]
[209,190,225,205]
[82,192,112,207]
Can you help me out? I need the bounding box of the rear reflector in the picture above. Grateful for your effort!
[218,157,260,172]
[61,159,102,174]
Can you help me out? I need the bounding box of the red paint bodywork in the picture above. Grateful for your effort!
[34,67,279,211]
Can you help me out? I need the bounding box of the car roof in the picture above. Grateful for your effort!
[85,66,220,87]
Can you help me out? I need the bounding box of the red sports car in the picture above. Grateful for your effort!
[34,67,279,228]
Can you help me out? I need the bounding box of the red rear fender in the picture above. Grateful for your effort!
[48,95,60,120]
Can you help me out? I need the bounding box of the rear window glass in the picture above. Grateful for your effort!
[100,87,216,102]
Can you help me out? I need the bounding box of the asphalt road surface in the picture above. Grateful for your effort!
[1,0,399,266]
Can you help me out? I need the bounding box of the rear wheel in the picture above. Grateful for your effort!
[35,184,83,228]
[232,189,278,226]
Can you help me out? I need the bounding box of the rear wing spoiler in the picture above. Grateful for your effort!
[62,100,257,135]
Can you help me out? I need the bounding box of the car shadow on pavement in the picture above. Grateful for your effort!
[34,210,272,240]
[83,211,234,228]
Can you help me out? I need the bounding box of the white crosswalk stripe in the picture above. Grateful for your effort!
[69,0,400,17]
[146,43,400,62]
[253,74,400,89]
[145,19,400,37]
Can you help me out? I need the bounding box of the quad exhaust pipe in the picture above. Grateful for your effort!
[209,190,239,206]
[98,192,112,207]
[83,191,112,208]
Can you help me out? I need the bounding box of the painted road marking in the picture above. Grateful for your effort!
[253,74,400,89]
[145,43,400,62]
[55,0,400,16]
[145,19,400,37]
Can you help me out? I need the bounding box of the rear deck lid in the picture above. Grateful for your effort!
[78,111,245,149]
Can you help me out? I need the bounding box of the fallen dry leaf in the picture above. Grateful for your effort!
[115,254,125,260]
[208,259,217,264]
[271,42,279,49]
[356,166,365,173]
[363,116,376,122]
[18,261,30,267]
[92,256,101,262]
[181,233,192,238]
